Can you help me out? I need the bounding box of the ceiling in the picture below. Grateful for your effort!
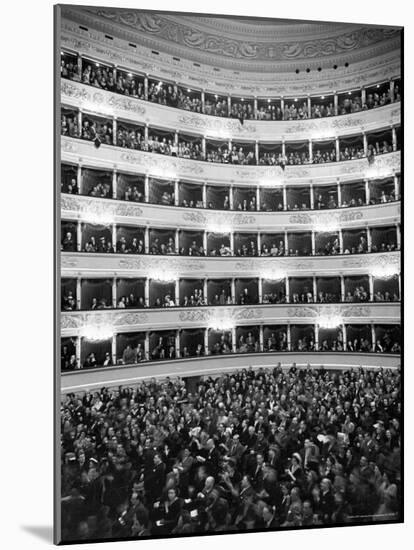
[64,7,402,73]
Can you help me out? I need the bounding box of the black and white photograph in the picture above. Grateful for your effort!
[56,3,403,545]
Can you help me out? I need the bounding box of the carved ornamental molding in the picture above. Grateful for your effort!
[82,9,400,63]
[60,12,401,96]
[61,80,401,143]
[287,305,371,318]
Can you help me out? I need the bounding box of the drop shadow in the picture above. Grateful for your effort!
[21,525,53,543]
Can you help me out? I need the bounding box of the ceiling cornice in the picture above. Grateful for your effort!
[62,6,401,74]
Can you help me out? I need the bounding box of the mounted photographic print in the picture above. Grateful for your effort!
[55,4,403,544]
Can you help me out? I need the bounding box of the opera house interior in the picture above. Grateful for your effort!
[58,6,402,543]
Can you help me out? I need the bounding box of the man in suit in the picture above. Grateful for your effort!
[144,453,166,502]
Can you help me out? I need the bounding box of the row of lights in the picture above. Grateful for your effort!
[63,53,385,98]
[118,265,399,283]
[79,313,366,341]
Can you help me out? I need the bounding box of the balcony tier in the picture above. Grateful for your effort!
[61,14,400,97]
[61,351,400,393]
[61,251,400,278]
[61,80,401,142]
[61,138,400,185]
[61,194,400,232]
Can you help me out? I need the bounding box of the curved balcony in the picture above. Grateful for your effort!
[61,194,400,232]
[61,250,400,278]
[61,12,401,99]
[61,351,400,392]
[61,302,400,337]
[61,137,400,185]
[61,79,401,142]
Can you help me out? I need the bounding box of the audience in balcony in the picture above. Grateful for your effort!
[262,292,286,304]
[153,294,176,308]
[204,97,228,117]
[283,101,309,120]
[374,332,401,354]
[60,345,78,371]
[265,331,288,350]
[62,291,76,311]
[316,291,340,303]
[150,236,176,255]
[257,104,283,121]
[287,152,310,165]
[117,294,146,309]
[81,118,113,145]
[182,289,206,307]
[236,197,257,211]
[260,241,286,256]
[237,332,259,353]
[320,337,344,352]
[114,237,145,254]
[89,182,111,198]
[315,194,337,209]
[312,149,337,164]
[63,110,399,169]
[259,152,289,167]
[343,236,368,255]
[61,177,78,195]
[338,95,363,115]
[84,236,113,253]
[344,286,369,302]
[293,336,315,351]
[373,290,400,302]
[371,241,398,253]
[209,243,233,257]
[181,198,204,208]
[316,238,340,256]
[151,335,176,360]
[292,289,314,303]
[367,141,393,159]
[124,186,144,202]
[210,290,233,306]
[341,197,366,208]
[238,288,254,305]
[61,112,79,138]
[211,333,232,354]
[339,146,365,161]
[179,242,206,256]
[61,231,77,252]
[90,297,111,310]
[230,101,255,121]
[121,343,145,364]
[236,241,257,257]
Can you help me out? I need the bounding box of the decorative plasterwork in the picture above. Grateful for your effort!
[60,303,400,335]
[287,305,371,318]
[60,13,401,96]
[117,257,206,272]
[64,7,401,72]
[61,195,400,233]
[61,195,144,218]
[61,137,401,186]
[61,79,401,142]
[60,251,401,279]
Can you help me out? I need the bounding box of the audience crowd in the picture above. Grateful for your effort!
[61,56,400,120]
[60,365,401,541]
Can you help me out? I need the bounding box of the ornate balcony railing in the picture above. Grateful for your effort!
[61,137,401,185]
[61,251,400,278]
[61,79,401,142]
[61,351,401,393]
[61,302,400,336]
[61,194,400,232]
